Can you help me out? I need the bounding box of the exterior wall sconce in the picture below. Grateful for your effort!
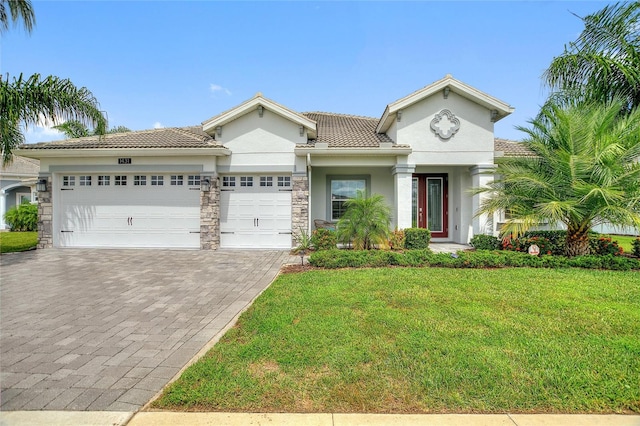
[215,126,222,138]
[490,110,498,122]
[397,110,402,122]
[200,177,211,192]
[36,178,47,192]
[257,105,264,117]
[443,87,450,99]
[299,125,304,137]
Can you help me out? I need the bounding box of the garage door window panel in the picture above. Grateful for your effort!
[115,176,127,186]
[171,175,184,186]
[79,176,91,186]
[222,176,236,187]
[277,176,291,187]
[98,176,110,186]
[260,176,273,187]
[240,176,253,187]
[151,176,163,186]
[188,175,200,186]
[63,176,75,187]
[134,175,147,186]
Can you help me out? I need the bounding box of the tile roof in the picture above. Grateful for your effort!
[302,112,397,147]
[0,156,40,176]
[18,127,223,150]
[494,138,535,157]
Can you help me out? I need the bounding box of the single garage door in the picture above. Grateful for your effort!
[57,173,201,248]
[219,175,292,249]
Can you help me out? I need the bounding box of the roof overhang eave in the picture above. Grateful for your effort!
[13,147,232,158]
[295,146,412,156]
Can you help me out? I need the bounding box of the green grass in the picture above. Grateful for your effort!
[608,235,639,253]
[0,231,37,253]
[154,268,640,414]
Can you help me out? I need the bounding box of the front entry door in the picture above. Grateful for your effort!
[412,174,448,238]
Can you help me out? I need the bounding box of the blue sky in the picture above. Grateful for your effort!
[2,1,613,143]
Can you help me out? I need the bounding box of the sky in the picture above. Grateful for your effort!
[1,0,615,143]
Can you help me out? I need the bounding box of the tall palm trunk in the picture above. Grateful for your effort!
[565,226,591,257]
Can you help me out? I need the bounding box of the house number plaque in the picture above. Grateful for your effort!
[118,158,132,164]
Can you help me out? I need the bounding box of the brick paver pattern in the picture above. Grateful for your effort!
[0,249,293,411]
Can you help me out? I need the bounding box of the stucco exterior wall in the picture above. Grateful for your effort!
[216,109,304,172]
[398,91,495,166]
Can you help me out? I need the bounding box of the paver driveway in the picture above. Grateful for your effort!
[0,249,294,411]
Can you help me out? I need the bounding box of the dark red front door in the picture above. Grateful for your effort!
[413,174,448,238]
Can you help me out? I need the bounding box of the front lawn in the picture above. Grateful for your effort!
[153,268,640,413]
[0,231,37,253]
[609,235,639,253]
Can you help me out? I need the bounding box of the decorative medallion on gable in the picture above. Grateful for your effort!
[430,109,460,140]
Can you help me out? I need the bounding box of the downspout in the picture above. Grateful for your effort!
[307,153,312,234]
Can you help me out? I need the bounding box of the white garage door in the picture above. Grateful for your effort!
[219,175,292,249]
[57,174,201,248]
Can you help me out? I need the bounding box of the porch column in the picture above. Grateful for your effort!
[291,171,309,246]
[200,174,220,250]
[0,189,6,229]
[469,164,495,237]
[37,175,53,249]
[392,164,415,230]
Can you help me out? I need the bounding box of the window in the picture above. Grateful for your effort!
[79,175,91,186]
[240,176,253,187]
[260,176,273,187]
[98,175,110,186]
[151,175,164,186]
[62,176,75,187]
[277,176,291,187]
[114,176,127,186]
[330,178,367,220]
[171,175,184,186]
[134,175,147,186]
[188,175,200,186]
[222,176,236,187]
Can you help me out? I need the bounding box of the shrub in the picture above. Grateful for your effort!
[336,191,391,250]
[388,229,405,250]
[311,229,337,251]
[589,235,624,256]
[307,248,640,270]
[503,235,554,256]
[4,203,37,232]
[470,234,501,250]
[633,238,640,257]
[404,228,431,250]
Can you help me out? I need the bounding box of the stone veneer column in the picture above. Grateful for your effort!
[200,176,220,250]
[291,171,309,246]
[37,176,53,249]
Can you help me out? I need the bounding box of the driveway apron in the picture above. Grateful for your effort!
[0,249,293,411]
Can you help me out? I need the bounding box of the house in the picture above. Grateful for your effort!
[0,156,40,230]
[16,74,528,250]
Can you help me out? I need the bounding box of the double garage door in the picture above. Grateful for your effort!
[58,173,201,248]
[57,173,293,249]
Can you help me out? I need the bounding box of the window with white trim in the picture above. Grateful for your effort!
[330,178,367,220]
[240,176,253,187]
[134,175,147,186]
[222,176,236,187]
[260,176,273,187]
[114,176,127,186]
[171,175,184,186]
[62,176,75,187]
[98,175,110,186]
[151,175,164,186]
[188,175,200,186]
[277,176,291,187]
[79,175,91,186]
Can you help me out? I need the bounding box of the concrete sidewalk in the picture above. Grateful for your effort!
[1,412,639,426]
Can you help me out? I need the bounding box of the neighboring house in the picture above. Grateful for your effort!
[17,74,531,249]
[0,156,40,230]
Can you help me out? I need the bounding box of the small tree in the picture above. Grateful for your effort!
[336,191,391,250]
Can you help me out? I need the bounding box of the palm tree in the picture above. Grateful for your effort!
[0,0,34,33]
[54,120,130,138]
[475,100,640,256]
[337,191,392,250]
[544,2,640,111]
[0,0,106,164]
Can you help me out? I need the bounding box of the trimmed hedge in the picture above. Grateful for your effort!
[308,249,640,271]
[404,228,431,249]
[470,234,501,250]
[311,229,337,250]
[634,238,640,257]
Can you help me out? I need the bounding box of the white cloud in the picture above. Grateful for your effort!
[153,121,164,129]
[210,84,232,96]
[22,120,64,144]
